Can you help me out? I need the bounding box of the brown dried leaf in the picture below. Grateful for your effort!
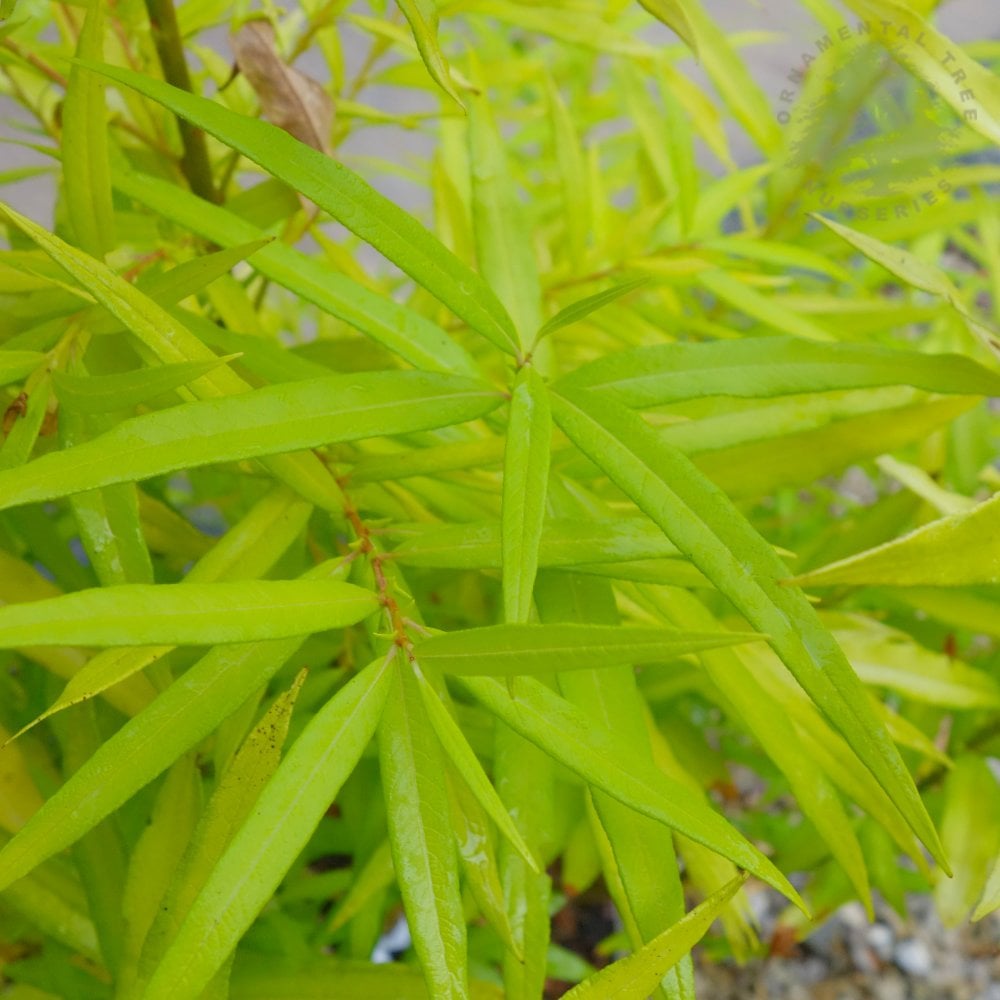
[231,21,333,154]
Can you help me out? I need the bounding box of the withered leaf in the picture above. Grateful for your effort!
[231,21,334,154]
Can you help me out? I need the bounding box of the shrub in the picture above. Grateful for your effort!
[0,0,998,997]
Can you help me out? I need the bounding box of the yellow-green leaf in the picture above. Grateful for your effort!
[379,663,468,1000]
[141,656,393,1000]
[458,673,803,908]
[62,0,114,256]
[839,0,1000,146]
[935,757,1000,926]
[794,491,1000,587]
[636,0,697,54]
[502,366,550,623]
[0,579,377,648]
[549,385,946,870]
[416,623,761,676]
[562,873,749,999]
[82,62,519,354]
[396,0,464,106]
[0,371,502,512]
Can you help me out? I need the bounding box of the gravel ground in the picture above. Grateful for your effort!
[695,893,1000,1000]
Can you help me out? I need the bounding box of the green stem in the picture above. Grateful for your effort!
[143,0,217,203]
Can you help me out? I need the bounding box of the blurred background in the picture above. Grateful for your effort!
[3,0,1000,222]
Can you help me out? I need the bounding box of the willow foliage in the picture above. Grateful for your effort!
[0,0,998,997]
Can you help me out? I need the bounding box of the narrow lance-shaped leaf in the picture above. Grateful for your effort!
[545,75,588,271]
[0,201,344,511]
[62,0,114,256]
[793,490,1000,587]
[416,623,762,676]
[692,395,975,501]
[652,587,872,912]
[0,351,46,386]
[445,770,524,960]
[60,388,154,589]
[140,656,394,1000]
[0,375,51,471]
[562,874,749,1000]
[973,855,1000,921]
[396,0,465,107]
[49,705,128,974]
[0,579,377,648]
[535,278,649,345]
[0,559,354,895]
[68,480,153,587]
[737,645,929,875]
[112,168,479,377]
[831,616,1000,710]
[549,385,947,869]
[493,724,552,1000]
[934,757,1000,926]
[0,370,502,513]
[670,0,780,154]
[12,488,311,737]
[457,672,805,909]
[502,365,550,623]
[117,755,202,998]
[0,835,100,959]
[413,666,538,870]
[52,358,238,415]
[814,213,956,298]
[0,551,156,719]
[839,0,1000,146]
[468,81,539,343]
[81,62,519,354]
[0,723,42,833]
[535,570,696,1000]
[643,722,758,960]
[132,239,273,317]
[379,662,468,1000]
[390,516,685,568]
[137,671,308,990]
[557,336,1000,408]
[352,436,505,483]
[635,0,698,54]
[48,238,272,341]
[814,212,1000,357]
[697,269,834,341]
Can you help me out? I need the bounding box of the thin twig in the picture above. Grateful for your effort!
[143,0,217,203]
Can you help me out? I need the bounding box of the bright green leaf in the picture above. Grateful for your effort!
[0,579,377,648]
[549,385,946,869]
[562,873,749,1000]
[141,656,393,1000]
[558,336,1000,408]
[502,365,551,623]
[62,0,114,256]
[794,491,1000,587]
[396,0,464,106]
[82,62,520,354]
[416,623,761,676]
[0,370,502,512]
[457,672,804,908]
[379,662,468,1000]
